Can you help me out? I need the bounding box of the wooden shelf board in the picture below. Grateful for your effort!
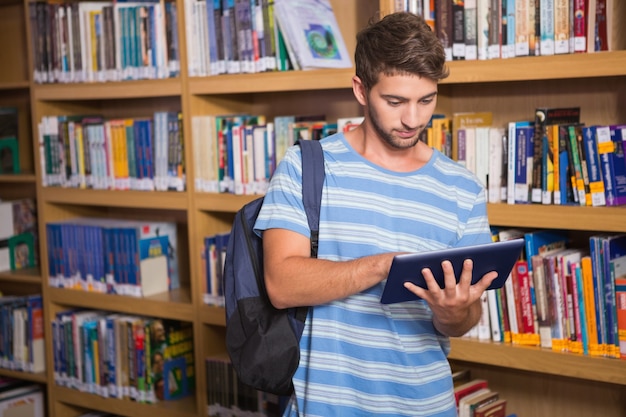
[0,81,29,91]
[53,386,197,417]
[41,188,190,210]
[189,68,354,94]
[0,267,41,284]
[49,287,194,321]
[194,192,257,212]
[0,173,36,183]
[444,51,626,83]
[449,338,626,386]
[199,305,226,326]
[33,78,182,101]
[188,52,626,94]
[487,203,626,232]
[0,368,47,384]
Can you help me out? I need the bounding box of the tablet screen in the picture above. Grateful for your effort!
[380,238,525,304]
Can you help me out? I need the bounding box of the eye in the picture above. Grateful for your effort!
[420,97,435,105]
[387,100,401,106]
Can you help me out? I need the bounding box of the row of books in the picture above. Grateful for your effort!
[0,107,20,175]
[0,295,45,374]
[453,373,511,417]
[52,311,194,403]
[205,356,281,417]
[465,228,626,360]
[29,0,181,84]
[185,0,351,77]
[393,0,623,61]
[434,109,626,207]
[38,112,185,192]
[0,198,38,273]
[0,378,45,417]
[192,113,361,195]
[45,218,180,297]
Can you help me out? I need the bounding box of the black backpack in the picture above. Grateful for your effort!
[223,139,325,396]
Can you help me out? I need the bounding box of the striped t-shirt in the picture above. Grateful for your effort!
[255,132,492,417]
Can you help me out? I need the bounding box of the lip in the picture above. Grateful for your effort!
[396,130,417,139]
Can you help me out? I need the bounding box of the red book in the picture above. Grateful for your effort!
[453,379,488,407]
[573,0,587,52]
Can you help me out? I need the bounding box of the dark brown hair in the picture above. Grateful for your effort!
[355,12,449,91]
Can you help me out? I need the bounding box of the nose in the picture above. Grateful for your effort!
[400,103,421,129]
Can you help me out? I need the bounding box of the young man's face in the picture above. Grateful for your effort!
[364,72,438,150]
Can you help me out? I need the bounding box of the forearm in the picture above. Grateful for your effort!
[265,253,394,309]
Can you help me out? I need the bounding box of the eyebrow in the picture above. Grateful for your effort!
[380,91,438,101]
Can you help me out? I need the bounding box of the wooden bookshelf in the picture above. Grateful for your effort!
[0,0,624,416]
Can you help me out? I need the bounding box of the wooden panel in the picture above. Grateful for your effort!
[53,386,198,417]
[488,203,626,232]
[443,51,626,83]
[48,287,194,321]
[33,79,182,101]
[449,338,626,385]
[40,188,190,210]
[0,2,27,83]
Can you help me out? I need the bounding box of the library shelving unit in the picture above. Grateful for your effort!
[0,0,44,386]
[0,0,625,415]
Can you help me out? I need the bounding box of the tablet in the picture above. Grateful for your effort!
[380,238,525,304]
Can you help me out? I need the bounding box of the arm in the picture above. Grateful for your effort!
[262,227,396,309]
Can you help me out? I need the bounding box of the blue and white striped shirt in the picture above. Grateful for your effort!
[255,132,492,417]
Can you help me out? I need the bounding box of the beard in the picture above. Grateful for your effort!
[367,105,422,150]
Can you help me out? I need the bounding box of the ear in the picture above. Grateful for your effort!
[352,76,367,106]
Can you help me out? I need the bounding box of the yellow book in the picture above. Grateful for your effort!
[581,256,602,356]
[75,123,86,189]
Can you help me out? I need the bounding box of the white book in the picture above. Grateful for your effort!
[476,0,489,60]
[488,127,505,203]
[273,0,351,69]
[474,126,490,190]
[539,0,555,55]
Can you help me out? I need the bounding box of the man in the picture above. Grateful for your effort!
[255,12,497,417]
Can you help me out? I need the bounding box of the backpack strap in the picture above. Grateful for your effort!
[295,139,324,323]
[298,139,324,258]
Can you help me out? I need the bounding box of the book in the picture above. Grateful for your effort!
[581,125,606,206]
[0,383,44,417]
[272,0,351,69]
[474,398,507,417]
[613,248,626,359]
[460,389,499,417]
[0,107,18,141]
[598,125,626,206]
[147,318,194,401]
[452,111,493,167]
[453,378,488,408]
[0,138,19,174]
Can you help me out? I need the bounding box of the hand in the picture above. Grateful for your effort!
[403,259,498,336]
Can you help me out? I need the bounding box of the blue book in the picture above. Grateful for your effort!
[601,234,626,358]
[599,125,626,206]
[582,126,607,206]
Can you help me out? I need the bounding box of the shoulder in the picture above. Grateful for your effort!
[430,150,484,190]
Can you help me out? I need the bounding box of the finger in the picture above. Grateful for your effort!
[403,281,429,300]
[421,267,443,293]
[476,271,499,292]
[441,260,457,294]
[457,259,473,291]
